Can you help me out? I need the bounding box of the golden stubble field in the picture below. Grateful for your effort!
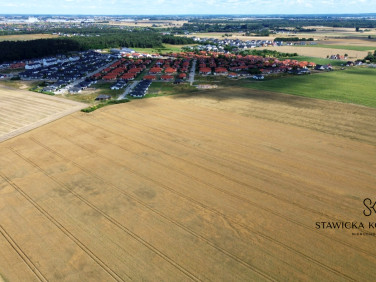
[0,89,376,281]
[322,38,376,47]
[301,26,376,40]
[262,45,368,59]
[0,86,85,143]
[0,34,58,42]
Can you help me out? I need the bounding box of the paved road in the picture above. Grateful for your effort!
[189,59,197,86]
[117,81,139,100]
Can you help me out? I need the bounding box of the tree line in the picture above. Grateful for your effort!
[187,19,376,29]
[364,50,376,63]
[0,31,194,63]
[274,37,314,42]
[169,18,376,34]
[238,49,298,58]
[0,39,82,62]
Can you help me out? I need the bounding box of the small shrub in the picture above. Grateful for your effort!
[81,99,129,113]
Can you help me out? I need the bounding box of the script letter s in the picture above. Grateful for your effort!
[363,198,373,216]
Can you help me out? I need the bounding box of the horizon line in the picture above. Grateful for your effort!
[1,13,376,16]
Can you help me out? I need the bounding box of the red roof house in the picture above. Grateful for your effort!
[164,67,177,74]
[143,75,156,80]
[199,67,211,75]
[161,75,174,81]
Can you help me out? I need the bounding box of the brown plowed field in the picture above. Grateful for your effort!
[0,90,375,281]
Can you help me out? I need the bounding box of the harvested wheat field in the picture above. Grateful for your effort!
[319,38,376,48]
[0,86,85,143]
[1,90,376,281]
[263,45,369,60]
[0,34,59,42]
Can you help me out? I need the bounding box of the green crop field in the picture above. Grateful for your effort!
[145,81,197,98]
[243,67,376,108]
[133,44,197,54]
[285,56,346,66]
[305,44,376,51]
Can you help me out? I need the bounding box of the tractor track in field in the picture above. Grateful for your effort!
[39,122,356,281]
[7,147,201,282]
[0,224,48,282]
[80,112,364,219]
[29,136,276,282]
[0,163,128,282]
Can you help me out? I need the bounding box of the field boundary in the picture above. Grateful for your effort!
[0,105,84,143]
[0,88,86,143]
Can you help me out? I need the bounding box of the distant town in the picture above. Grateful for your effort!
[1,11,376,282]
[0,14,375,105]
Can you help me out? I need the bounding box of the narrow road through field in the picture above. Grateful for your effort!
[117,81,139,100]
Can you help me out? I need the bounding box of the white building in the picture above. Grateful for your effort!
[27,17,39,23]
[25,63,42,70]
[43,58,60,67]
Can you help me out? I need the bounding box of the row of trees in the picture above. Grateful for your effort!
[172,23,266,34]
[364,50,376,63]
[72,32,194,50]
[162,35,194,45]
[274,37,314,42]
[72,32,164,49]
[0,39,82,62]
[186,19,376,29]
[0,24,120,36]
[168,18,376,34]
[238,49,298,58]
[0,31,195,63]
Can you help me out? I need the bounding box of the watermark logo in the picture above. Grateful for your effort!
[363,198,376,216]
[315,199,376,236]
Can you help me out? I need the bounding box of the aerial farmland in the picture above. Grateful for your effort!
[1,87,376,280]
[0,86,85,143]
[1,11,376,282]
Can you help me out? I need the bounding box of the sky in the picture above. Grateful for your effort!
[0,0,376,15]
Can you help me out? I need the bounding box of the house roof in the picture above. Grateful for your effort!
[164,67,177,73]
[143,75,156,80]
[129,67,142,73]
[161,75,174,80]
[150,67,162,73]
[215,67,228,73]
[121,73,136,79]
[199,67,211,73]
